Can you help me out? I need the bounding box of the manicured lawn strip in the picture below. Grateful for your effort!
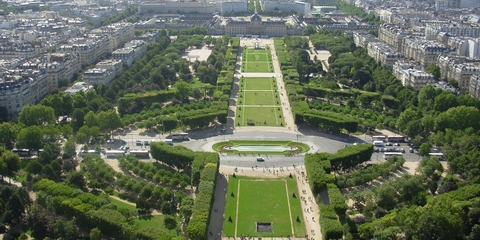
[238,107,283,126]
[242,62,272,72]
[240,77,276,91]
[242,48,273,73]
[108,196,138,211]
[135,215,179,235]
[286,177,306,237]
[236,179,292,237]
[243,91,277,105]
[223,176,239,236]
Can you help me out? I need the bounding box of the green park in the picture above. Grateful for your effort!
[223,176,305,237]
[236,77,284,126]
[241,47,274,73]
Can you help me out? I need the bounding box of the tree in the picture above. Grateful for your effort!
[25,160,43,175]
[434,91,458,112]
[426,64,441,80]
[90,228,102,240]
[16,126,43,150]
[0,122,18,149]
[66,171,86,190]
[83,111,98,128]
[174,81,192,100]
[419,143,431,157]
[18,105,56,126]
[71,109,85,132]
[376,185,397,210]
[0,151,20,179]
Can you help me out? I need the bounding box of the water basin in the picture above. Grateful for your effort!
[227,145,297,152]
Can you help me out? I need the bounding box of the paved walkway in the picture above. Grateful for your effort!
[207,166,322,240]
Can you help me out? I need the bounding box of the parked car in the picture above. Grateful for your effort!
[394,143,400,146]
[136,140,142,146]
[409,148,414,153]
[144,140,150,146]
[385,142,393,146]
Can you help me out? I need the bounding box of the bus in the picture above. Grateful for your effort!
[105,150,125,158]
[372,135,386,142]
[12,149,31,158]
[383,152,403,159]
[429,153,445,160]
[78,150,100,157]
[129,150,150,158]
[171,133,189,140]
[387,136,405,142]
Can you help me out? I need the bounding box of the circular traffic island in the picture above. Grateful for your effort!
[212,140,310,155]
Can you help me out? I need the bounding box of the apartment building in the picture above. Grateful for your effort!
[112,47,134,68]
[425,24,480,38]
[82,68,115,86]
[402,69,436,91]
[40,53,81,90]
[91,23,134,52]
[0,68,49,118]
[125,40,147,62]
[59,35,111,66]
[469,74,480,99]
[353,32,379,48]
[367,41,405,68]
[437,54,468,80]
[379,24,409,52]
[392,60,423,82]
[452,63,480,94]
[0,42,38,59]
[402,39,452,68]
[96,59,123,78]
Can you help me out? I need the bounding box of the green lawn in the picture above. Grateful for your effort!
[223,177,305,237]
[236,77,283,126]
[237,106,284,126]
[135,215,179,235]
[242,48,273,73]
[240,77,277,91]
[108,196,138,211]
[241,91,278,105]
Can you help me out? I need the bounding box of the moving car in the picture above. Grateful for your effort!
[256,157,265,161]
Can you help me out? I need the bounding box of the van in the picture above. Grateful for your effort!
[373,141,384,147]
[256,157,265,161]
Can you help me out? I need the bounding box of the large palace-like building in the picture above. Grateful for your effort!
[224,13,303,37]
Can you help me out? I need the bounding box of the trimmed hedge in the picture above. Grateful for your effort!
[327,184,348,216]
[319,204,343,240]
[305,153,335,195]
[329,144,374,172]
[187,153,219,240]
[150,142,196,170]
